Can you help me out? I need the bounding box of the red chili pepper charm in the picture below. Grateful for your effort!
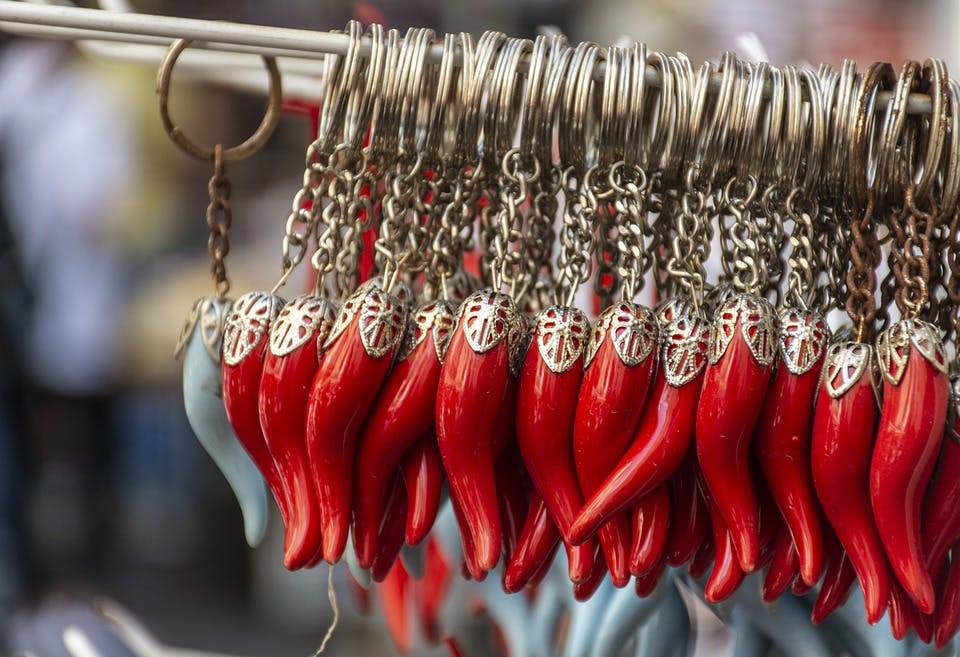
[570,312,711,545]
[221,294,291,535]
[922,387,960,577]
[573,554,607,601]
[371,471,409,583]
[697,294,778,573]
[436,291,518,575]
[573,302,659,587]
[762,522,800,602]
[629,483,671,578]
[257,294,336,569]
[754,308,828,586]
[635,556,666,598]
[516,305,599,583]
[305,284,408,564]
[935,546,960,648]
[871,319,949,614]
[810,530,856,624]
[702,476,746,603]
[811,341,889,625]
[353,301,455,566]
[502,491,561,593]
[496,443,531,565]
[379,560,413,654]
[402,434,445,547]
[665,445,710,567]
[688,531,715,580]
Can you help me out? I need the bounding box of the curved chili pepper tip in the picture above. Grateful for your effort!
[306,285,407,564]
[371,473,408,583]
[573,302,659,587]
[810,537,856,624]
[437,291,518,575]
[761,522,799,603]
[503,492,561,593]
[872,320,949,615]
[688,531,715,580]
[922,383,960,577]
[629,483,671,578]
[697,294,777,574]
[353,301,454,565]
[665,446,710,567]
[259,294,337,570]
[812,341,889,625]
[570,311,710,545]
[703,480,746,603]
[402,435,445,547]
[516,306,594,580]
[755,307,828,586]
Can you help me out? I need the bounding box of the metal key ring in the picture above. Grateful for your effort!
[157,38,282,163]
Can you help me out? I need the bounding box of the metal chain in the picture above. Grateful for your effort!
[845,196,881,341]
[207,145,232,298]
[667,165,712,308]
[376,153,425,292]
[556,165,600,307]
[492,149,535,299]
[757,183,787,303]
[609,161,652,301]
[820,203,848,314]
[719,175,763,295]
[889,186,937,318]
[594,184,620,308]
[429,161,482,298]
[525,163,560,285]
[783,187,819,310]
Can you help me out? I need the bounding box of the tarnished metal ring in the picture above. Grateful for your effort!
[157,38,282,163]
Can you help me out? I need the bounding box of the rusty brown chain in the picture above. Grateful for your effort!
[889,186,937,319]
[944,208,960,343]
[207,145,232,299]
[845,196,882,341]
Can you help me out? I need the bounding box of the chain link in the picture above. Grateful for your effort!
[666,165,712,307]
[718,175,763,295]
[206,145,232,298]
[783,187,819,310]
[845,197,881,341]
[889,186,936,318]
[555,165,600,307]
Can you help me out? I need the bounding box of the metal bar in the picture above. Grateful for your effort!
[0,0,934,115]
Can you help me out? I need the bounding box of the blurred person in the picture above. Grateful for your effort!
[0,39,138,590]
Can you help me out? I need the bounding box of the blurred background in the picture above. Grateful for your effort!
[0,0,957,655]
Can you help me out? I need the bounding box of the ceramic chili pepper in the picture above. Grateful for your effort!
[812,341,889,625]
[573,302,659,587]
[754,307,828,586]
[689,531,715,580]
[935,548,960,648]
[922,382,960,578]
[371,472,409,583]
[573,553,608,601]
[761,522,799,602]
[629,483,671,577]
[516,304,599,583]
[496,443,530,565]
[378,560,413,654]
[436,290,520,576]
[665,445,710,567]
[791,572,814,596]
[305,283,407,564]
[702,477,746,603]
[811,531,857,624]
[570,311,711,545]
[401,434,445,547]
[353,300,455,566]
[221,293,289,530]
[176,297,268,548]
[888,582,916,640]
[418,537,452,645]
[697,293,778,573]
[258,294,337,569]
[634,557,667,598]
[503,492,561,593]
[871,319,949,614]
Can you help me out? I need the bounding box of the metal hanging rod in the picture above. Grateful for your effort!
[0,0,935,115]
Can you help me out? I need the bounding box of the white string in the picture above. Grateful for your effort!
[312,565,339,656]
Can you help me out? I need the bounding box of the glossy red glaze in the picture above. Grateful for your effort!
[401,434,444,546]
[259,340,323,570]
[688,531,715,579]
[811,531,856,624]
[703,480,746,603]
[503,492,561,593]
[811,347,889,625]
[935,548,960,648]
[449,494,483,581]
[372,472,408,582]
[223,341,291,533]
[888,582,913,640]
[697,323,773,573]
[571,368,702,545]
[572,553,607,601]
[305,313,398,564]
[635,556,666,597]
[492,374,519,460]
[496,444,531,565]
[871,344,948,614]
[665,446,710,567]
[573,328,657,588]
[922,430,960,577]
[436,329,510,576]
[755,356,824,586]
[629,483,670,577]
[379,560,412,654]
[762,522,799,602]
[353,334,443,567]
[516,324,599,583]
